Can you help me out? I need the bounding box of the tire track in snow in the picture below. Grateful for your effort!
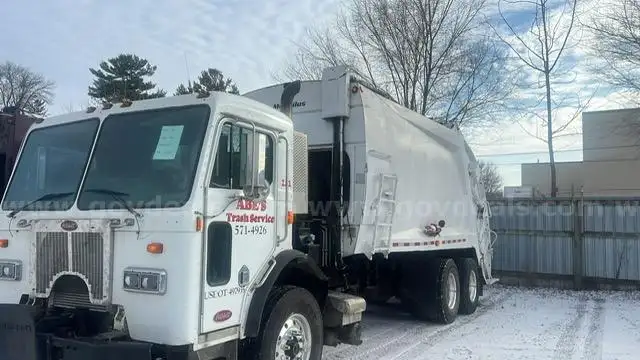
[616,305,639,333]
[322,302,422,358]
[325,290,514,360]
[322,315,431,359]
[552,295,589,360]
[385,291,516,360]
[580,298,605,360]
[322,320,411,358]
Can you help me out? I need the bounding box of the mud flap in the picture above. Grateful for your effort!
[0,304,37,360]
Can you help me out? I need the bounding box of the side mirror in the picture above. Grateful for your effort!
[241,183,270,201]
[241,168,271,201]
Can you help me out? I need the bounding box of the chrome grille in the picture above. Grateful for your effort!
[35,231,105,301]
[71,232,104,299]
[36,232,68,294]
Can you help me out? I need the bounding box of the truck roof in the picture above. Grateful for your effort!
[33,91,293,131]
[245,78,473,153]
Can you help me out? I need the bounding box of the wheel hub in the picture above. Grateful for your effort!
[469,269,478,302]
[447,272,458,310]
[284,332,303,357]
[276,314,312,360]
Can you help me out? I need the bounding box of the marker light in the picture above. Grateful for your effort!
[0,239,7,248]
[146,242,164,254]
[196,216,204,232]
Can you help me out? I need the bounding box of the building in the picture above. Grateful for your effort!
[0,107,38,195]
[521,107,640,197]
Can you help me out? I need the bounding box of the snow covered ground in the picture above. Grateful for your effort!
[323,285,640,360]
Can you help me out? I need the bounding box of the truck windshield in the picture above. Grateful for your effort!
[1,119,99,212]
[76,105,210,210]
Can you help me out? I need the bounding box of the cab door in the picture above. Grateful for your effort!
[200,118,280,333]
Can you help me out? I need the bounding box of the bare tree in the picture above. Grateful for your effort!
[585,0,640,96]
[583,0,640,142]
[278,0,513,129]
[478,160,503,198]
[491,0,584,197]
[0,61,55,116]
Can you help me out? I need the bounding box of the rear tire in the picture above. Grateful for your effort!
[400,257,460,324]
[458,258,480,315]
[251,286,323,360]
[431,258,460,324]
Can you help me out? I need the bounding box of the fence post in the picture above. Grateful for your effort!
[572,198,584,290]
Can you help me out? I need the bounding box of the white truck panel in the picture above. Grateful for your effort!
[356,88,482,251]
[246,70,494,281]
[0,210,204,346]
[244,81,367,146]
[321,65,351,119]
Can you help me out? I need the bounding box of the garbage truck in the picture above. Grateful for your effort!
[0,66,495,360]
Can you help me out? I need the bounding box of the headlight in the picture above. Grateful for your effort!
[0,260,22,281]
[123,267,166,295]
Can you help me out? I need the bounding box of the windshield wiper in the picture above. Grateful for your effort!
[84,188,141,218]
[7,192,75,218]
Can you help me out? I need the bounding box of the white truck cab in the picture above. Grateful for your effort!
[0,82,364,360]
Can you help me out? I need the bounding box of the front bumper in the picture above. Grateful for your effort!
[38,337,154,360]
[0,304,190,360]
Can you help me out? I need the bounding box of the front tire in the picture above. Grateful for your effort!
[253,286,323,360]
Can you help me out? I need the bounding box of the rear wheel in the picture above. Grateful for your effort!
[251,286,323,360]
[432,258,461,324]
[400,257,460,324]
[458,258,480,315]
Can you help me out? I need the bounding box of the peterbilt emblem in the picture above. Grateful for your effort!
[60,220,78,231]
[214,310,232,323]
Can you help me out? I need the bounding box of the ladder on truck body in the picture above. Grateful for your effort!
[372,173,398,257]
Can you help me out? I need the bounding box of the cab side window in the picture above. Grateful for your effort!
[210,122,274,189]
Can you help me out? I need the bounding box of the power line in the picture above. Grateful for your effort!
[478,149,581,158]
[489,156,640,166]
[476,143,640,158]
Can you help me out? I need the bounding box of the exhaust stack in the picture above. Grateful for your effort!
[279,81,301,119]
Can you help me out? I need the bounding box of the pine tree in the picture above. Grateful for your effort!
[88,54,166,103]
[175,68,239,95]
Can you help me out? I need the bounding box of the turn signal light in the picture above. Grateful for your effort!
[287,211,294,224]
[196,216,204,232]
[146,242,164,254]
[0,239,7,248]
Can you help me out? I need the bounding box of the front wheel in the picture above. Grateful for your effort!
[253,286,324,360]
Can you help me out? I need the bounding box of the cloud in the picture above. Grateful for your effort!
[1,0,343,115]
[2,0,635,189]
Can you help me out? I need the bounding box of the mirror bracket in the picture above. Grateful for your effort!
[241,184,270,202]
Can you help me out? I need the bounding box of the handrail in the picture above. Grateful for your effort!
[276,133,290,244]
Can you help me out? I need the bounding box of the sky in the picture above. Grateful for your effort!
[1,0,636,187]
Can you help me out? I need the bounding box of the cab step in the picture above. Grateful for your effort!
[322,291,366,346]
